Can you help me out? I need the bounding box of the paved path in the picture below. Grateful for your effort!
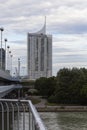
[29,96,47,107]
[35,98,47,107]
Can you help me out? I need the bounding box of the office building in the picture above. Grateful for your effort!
[27,22,52,80]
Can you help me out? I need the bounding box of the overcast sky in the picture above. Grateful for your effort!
[0,0,87,76]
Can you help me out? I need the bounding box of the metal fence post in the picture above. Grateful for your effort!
[0,102,4,130]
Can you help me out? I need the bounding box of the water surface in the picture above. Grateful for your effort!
[1,112,87,130]
[40,112,87,130]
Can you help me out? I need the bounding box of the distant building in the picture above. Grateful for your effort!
[27,21,52,80]
[0,48,5,70]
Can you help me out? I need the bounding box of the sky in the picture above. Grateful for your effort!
[0,0,87,76]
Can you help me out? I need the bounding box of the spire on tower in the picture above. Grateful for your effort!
[31,16,47,34]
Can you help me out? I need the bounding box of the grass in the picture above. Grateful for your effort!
[28,97,41,104]
[45,102,59,106]
[46,102,82,106]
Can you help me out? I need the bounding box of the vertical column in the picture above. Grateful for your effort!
[31,36,35,79]
[27,34,29,78]
[4,38,7,71]
[0,27,4,69]
[27,34,31,79]
[47,35,52,77]
[40,36,44,72]
[38,36,41,78]
[7,46,9,71]
[18,58,20,77]
[35,37,38,79]
[44,36,47,77]
[11,55,13,76]
[29,36,32,79]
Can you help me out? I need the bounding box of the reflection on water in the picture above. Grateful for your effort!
[1,112,87,130]
[40,112,59,130]
[40,112,87,130]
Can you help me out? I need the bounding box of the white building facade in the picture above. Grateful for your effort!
[27,25,52,80]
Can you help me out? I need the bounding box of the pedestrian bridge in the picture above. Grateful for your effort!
[0,68,21,98]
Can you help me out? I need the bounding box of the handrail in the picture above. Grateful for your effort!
[28,100,47,130]
[0,99,47,130]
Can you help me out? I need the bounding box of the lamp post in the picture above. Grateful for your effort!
[17,58,21,99]
[9,51,11,74]
[0,27,4,69]
[13,72,15,77]
[7,46,10,51]
[18,58,20,77]
[4,38,7,70]
[7,46,10,71]
[11,54,13,76]
[22,66,25,77]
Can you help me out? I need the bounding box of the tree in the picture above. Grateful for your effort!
[35,77,56,98]
[52,68,86,104]
[35,68,87,105]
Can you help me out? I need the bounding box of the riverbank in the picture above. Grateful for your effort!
[36,106,87,112]
[26,96,87,112]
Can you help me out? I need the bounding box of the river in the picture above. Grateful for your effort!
[1,112,87,130]
[40,112,87,130]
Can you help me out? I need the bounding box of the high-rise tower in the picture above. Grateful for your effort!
[27,20,52,80]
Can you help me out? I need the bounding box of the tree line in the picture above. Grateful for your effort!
[35,68,87,105]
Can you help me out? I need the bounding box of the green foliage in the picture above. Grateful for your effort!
[35,77,56,97]
[21,80,35,86]
[54,68,87,104]
[35,68,87,105]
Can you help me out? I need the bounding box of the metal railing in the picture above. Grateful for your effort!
[0,99,47,130]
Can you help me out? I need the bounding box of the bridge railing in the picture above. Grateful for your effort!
[0,85,22,98]
[0,99,47,130]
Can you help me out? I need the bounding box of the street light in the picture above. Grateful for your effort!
[18,58,20,77]
[4,38,7,70]
[11,54,13,76]
[13,72,15,77]
[9,51,11,54]
[22,66,25,76]
[9,50,11,74]
[0,27,4,69]
[7,46,10,71]
[7,46,9,49]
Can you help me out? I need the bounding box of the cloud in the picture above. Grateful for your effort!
[9,40,26,44]
[0,0,87,34]
[0,0,87,75]
[52,32,87,75]
[53,54,87,63]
